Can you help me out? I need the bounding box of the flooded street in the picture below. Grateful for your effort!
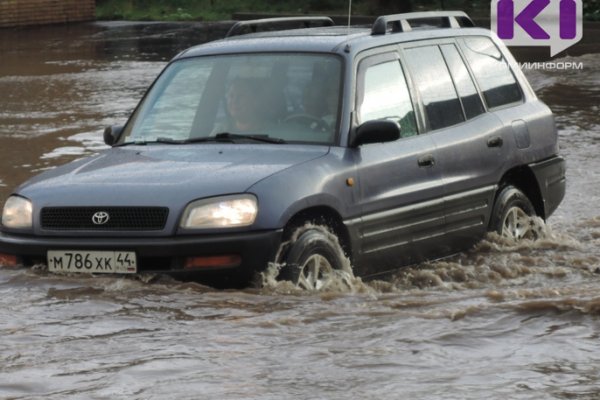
[1,22,600,399]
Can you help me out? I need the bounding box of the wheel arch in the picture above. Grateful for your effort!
[497,165,546,219]
[281,205,352,261]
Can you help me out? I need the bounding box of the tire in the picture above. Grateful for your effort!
[489,185,538,241]
[278,227,345,290]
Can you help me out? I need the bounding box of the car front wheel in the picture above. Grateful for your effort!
[278,227,346,290]
[489,185,538,241]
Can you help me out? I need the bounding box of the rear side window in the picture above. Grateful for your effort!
[440,44,485,120]
[460,37,522,108]
[404,46,464,131]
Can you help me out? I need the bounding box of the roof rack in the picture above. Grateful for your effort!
[371,11,474,35]
[226,16,335,38]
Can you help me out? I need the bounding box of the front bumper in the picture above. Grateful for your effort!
[0,229,282,282]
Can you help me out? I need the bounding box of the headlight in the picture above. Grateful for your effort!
[180,194,257,229]
[2,196,33,229]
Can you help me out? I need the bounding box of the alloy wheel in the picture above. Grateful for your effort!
[297,254,334,290]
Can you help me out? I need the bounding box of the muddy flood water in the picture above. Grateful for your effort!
[1,22,600,399]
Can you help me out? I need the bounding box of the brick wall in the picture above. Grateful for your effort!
[0,0,95,28]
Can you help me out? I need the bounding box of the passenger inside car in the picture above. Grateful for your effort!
[221,78,267,133]
[212,77,288,136]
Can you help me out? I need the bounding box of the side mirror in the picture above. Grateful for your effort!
[349,119,401,148]
[104,125,124,146]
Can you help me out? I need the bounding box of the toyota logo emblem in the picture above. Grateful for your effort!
[92,211,110,225]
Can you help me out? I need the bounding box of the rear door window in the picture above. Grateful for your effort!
[404,45,464,131]
[460,37,523,109]
[440,44,485,120]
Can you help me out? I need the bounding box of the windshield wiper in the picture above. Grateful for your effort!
[115,137,188,146]
[209,132,286,144]
[116,133,286,146]
[182,135,235,144]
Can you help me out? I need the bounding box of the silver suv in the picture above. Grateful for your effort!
[0,12,566,288]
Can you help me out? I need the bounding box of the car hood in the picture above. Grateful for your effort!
[19,144,329,207]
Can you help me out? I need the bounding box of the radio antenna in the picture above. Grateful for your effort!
[347,0,352,34]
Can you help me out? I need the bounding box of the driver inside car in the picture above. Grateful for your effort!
[303,80,337,127]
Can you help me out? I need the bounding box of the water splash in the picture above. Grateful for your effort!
[258,224,375,295]
[382,216,587,292]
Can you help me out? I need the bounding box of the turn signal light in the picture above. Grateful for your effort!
[184,255,241,269]
[0,253,18,267]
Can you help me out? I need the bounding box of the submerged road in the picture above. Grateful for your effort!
[0,21,599,399]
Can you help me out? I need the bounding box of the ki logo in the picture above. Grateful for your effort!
[491,0,582,56]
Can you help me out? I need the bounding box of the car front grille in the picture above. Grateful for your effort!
[40,207,169,231]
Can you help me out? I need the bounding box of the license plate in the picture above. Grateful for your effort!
[47,251,137,274]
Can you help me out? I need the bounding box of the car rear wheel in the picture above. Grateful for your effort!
[489,185,538,241]
[278,227,345,290]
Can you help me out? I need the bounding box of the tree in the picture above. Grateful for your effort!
[367,0,413,14]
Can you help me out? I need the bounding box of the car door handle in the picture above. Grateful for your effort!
[487,136,504,148]
[417,154,435,168]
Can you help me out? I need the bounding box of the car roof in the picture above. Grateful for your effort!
[177,28,363,57]
[174,12,493,60]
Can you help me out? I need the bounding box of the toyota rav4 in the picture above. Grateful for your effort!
[0,12,566,288]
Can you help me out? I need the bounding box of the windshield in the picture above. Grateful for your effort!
[120,53,342,145]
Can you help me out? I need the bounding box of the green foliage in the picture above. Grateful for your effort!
[95,0,412,21]
[96,0,325,21]
[584,0,600,21]
[95,0,600,22]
